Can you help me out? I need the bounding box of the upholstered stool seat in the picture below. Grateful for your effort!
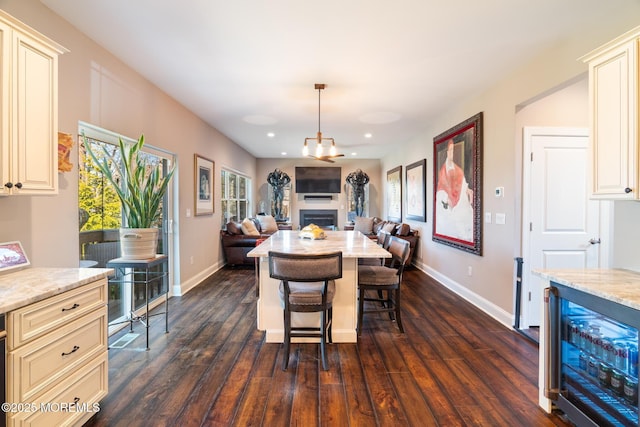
[278,281,336,306]
[357,265,399,284]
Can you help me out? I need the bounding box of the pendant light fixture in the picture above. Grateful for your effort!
[303,84,343,162]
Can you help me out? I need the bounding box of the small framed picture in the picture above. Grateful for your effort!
[386,166,402,222]
[405,159,426,222]
[195,154,215,216]
[0,241,30,272]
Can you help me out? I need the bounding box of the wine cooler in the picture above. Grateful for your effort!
[545,283,640,426]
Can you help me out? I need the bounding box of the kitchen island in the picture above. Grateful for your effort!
[248,230,390,343]
[533,268,640,419]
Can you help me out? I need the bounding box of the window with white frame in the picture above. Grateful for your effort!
[221,169,250,226]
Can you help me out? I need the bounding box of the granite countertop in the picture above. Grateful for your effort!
[533,268,640,311]
[0,267,113,313]
[247,230,391,259]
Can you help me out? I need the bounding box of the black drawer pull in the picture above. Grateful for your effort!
[64,397,81,411]
[61,345,80,356]
[61,303,80,312]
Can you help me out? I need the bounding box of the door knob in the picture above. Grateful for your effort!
[589,238,601,245]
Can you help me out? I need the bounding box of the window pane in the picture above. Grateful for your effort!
[239,176,246,199]
[229,174,237,199]
[79,138,123,231]
[239,201,247,220]
[229,201,238,222]
[221,170,227,199]
[221,200,228,224]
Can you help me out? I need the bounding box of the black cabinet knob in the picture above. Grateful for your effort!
[4,182,12,188]
[15,182,22,189]
[625,187,632,193]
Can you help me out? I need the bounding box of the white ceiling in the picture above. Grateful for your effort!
[41,0,637,160]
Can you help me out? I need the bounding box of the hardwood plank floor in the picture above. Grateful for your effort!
[85,266,573,427]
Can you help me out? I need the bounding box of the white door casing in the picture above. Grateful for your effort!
[521,127,600,327]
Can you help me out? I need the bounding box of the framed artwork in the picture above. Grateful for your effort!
[386,165,402,222]
[195,154,214,216]
[432,112,483,255]
[405,159,426,222]
[0,241,30,272]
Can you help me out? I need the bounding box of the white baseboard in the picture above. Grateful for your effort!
[174,261,224,296]
[413,261,513,329]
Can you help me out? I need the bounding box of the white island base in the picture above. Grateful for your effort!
[249,230,390,343]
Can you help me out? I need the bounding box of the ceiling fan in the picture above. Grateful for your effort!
[303,83,344,163]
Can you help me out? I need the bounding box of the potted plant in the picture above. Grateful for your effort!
[83,133,175,260]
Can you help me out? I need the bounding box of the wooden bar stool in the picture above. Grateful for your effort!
[268,251,343,370]
[357,236,410,335]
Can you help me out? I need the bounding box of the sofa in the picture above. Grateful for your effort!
[344,216,419,267]
[221,215,291,266]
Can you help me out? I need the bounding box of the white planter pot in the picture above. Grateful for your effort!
[119,228,159,260]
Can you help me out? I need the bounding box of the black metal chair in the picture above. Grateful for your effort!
[357,236,410,336]
[268,251,343,370]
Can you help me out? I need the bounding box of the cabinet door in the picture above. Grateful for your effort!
[0,22,11,196]
[590,38,638,199]
[12,29,58,195]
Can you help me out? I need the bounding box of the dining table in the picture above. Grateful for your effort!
[247,229,390,343]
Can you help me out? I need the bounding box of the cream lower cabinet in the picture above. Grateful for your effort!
[5,279,108,427]
[582,26,640,199]
[0,10,66,196]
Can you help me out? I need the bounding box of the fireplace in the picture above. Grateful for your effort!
[300,209,338,228]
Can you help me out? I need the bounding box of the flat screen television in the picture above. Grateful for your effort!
[295,166,342,193]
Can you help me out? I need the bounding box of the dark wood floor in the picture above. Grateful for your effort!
[85,266,573,426]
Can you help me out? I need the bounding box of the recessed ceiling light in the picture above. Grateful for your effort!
[364,133,372,138]
[281,152,287,156]
[351,152,357,156]
[267,132,275,138]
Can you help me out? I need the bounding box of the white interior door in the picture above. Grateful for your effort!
[521,127,600,327]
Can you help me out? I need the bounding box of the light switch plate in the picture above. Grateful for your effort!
[484,212,492,223]
[495,213,506,225]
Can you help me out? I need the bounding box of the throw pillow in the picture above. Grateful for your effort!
[372,220,385,235]
[382,222,397,235]
[226,221,242,235]
[257,215,278,233]
[397,223,411,236]
[241,218,260,236]
[354,216,374,235]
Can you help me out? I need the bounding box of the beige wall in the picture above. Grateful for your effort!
[0,0,255,293]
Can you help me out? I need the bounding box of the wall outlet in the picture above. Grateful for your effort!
[467,266,472,276]
[190,256,194,265]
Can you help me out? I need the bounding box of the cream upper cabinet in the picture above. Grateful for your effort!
[582,26,640,200]
[0,11,66,196]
